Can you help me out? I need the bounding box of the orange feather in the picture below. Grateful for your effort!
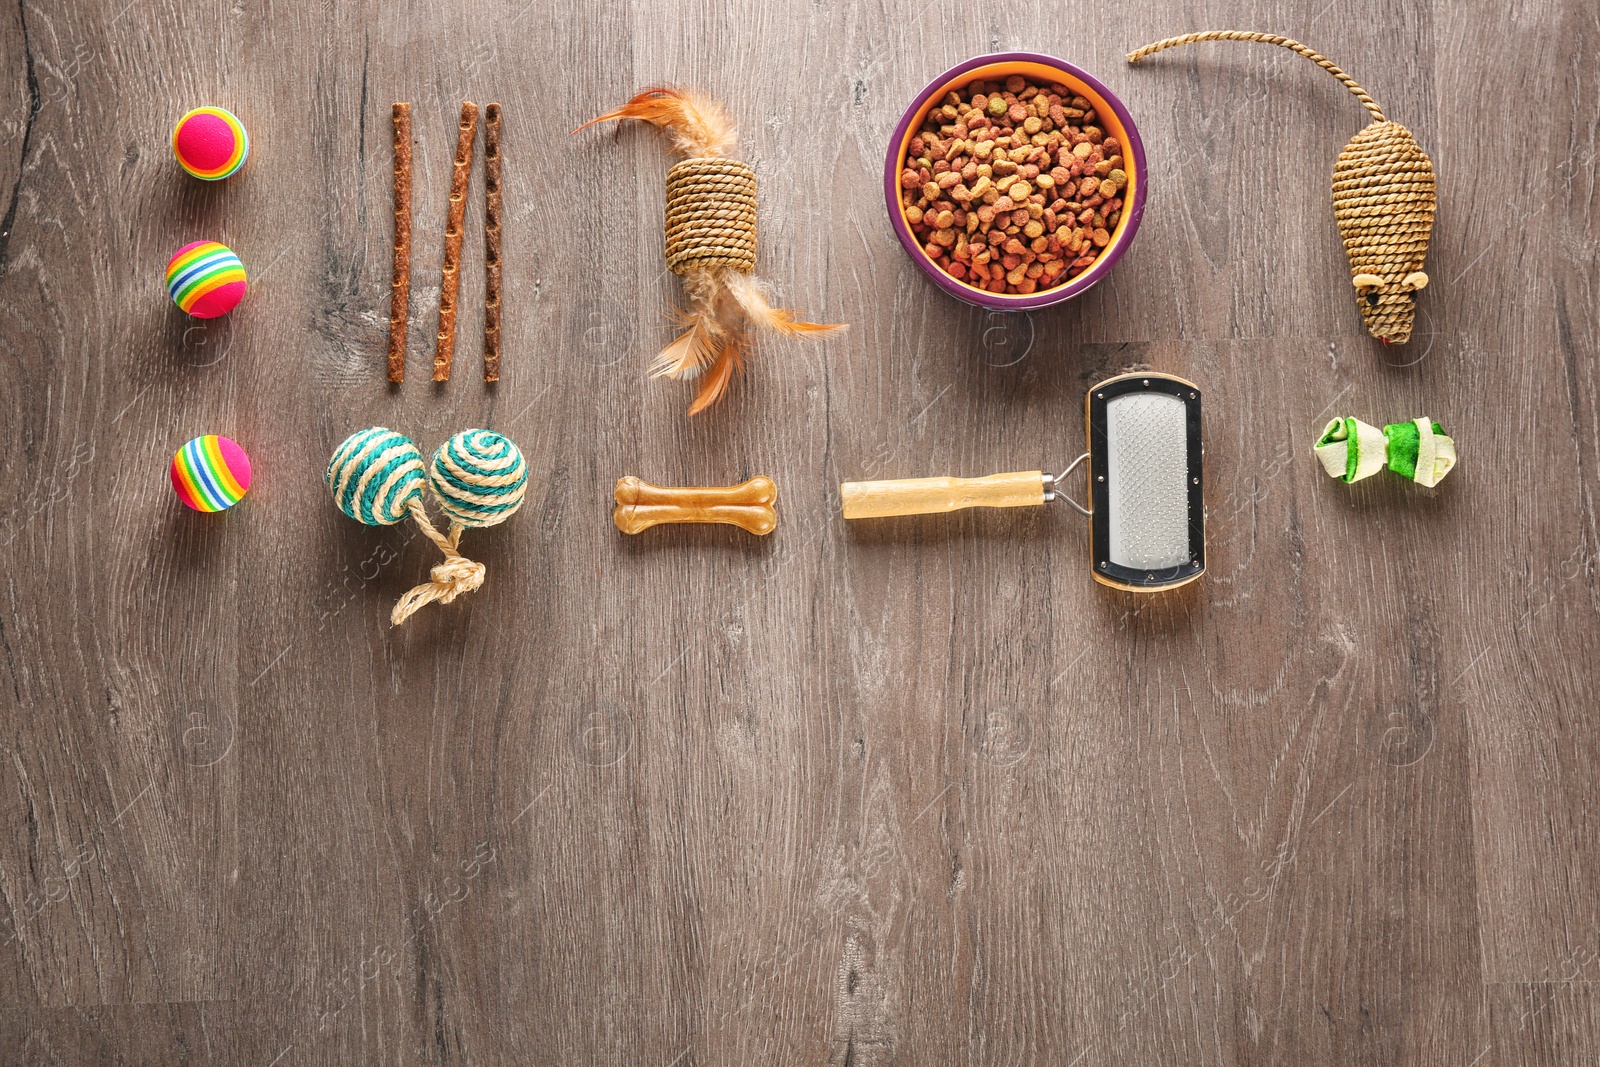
[760,310,846,337]
[571,87,736,159]
[724,272,844,337]
[687,340,743,416]
[652,321,718,379]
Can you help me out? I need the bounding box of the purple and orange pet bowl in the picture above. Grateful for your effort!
[886,52,1147,312]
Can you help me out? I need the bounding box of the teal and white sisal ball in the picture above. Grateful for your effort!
[325,427,426,526]
[426,429,528,528]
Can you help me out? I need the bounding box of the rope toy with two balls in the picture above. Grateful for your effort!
[574,87,844,415]
[326,427,528,625]
[1128,31,1437,344]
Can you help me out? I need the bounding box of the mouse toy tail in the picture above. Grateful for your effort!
[1127,31,1387,122]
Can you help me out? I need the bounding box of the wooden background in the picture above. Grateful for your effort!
[1,0,1596,1063]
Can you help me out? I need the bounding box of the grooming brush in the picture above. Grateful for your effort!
[841,373,1204,592]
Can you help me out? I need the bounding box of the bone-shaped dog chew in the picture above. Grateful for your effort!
[613,476,777,535]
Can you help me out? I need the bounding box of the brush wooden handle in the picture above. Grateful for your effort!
[613,476,777,535]
[840,471,1046,519]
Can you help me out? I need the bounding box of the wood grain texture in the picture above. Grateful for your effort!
[0,1,1596,1064]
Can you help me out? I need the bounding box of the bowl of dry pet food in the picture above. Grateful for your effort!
[886,52,1146,311]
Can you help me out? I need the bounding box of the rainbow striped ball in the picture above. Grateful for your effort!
[428,430,527,528]
[171,434,252,512]
[171,106,249,180]
[167,241,247,318]
[326,428,426,526]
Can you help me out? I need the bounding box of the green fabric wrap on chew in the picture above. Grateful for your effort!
[1385,420,1419,479]
[1314,416,1456,487]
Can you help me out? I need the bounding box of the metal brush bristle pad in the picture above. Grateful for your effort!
[1105,391,1191,568]
[1086,374,1205,591]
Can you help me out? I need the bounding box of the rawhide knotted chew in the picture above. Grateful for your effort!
[1128,31,1436,344]
[574,87,843,415]
[1314,416,1456,487]
[327,427,526,625]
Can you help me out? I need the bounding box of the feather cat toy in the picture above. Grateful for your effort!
[575,87,844,414]
[1128,32,1437,344]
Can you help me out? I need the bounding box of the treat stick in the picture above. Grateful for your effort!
[483,102,502,382]
[840,471,1046,519]
[435,101,478,381]
[613,476,777,535]
[388,103,412,383]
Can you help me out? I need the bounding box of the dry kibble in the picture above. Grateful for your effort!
[904,73,1126,294]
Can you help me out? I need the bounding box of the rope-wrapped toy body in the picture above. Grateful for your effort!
[575,87,844,414]
[326,427,527,625]
[1128,31,1436,344]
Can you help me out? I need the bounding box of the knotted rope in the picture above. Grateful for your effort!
[1128,31,1437,343]
[390,498,486,625]
[665,157,758,275]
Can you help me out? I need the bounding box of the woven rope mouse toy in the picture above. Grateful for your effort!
[1129,32,1437,344]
